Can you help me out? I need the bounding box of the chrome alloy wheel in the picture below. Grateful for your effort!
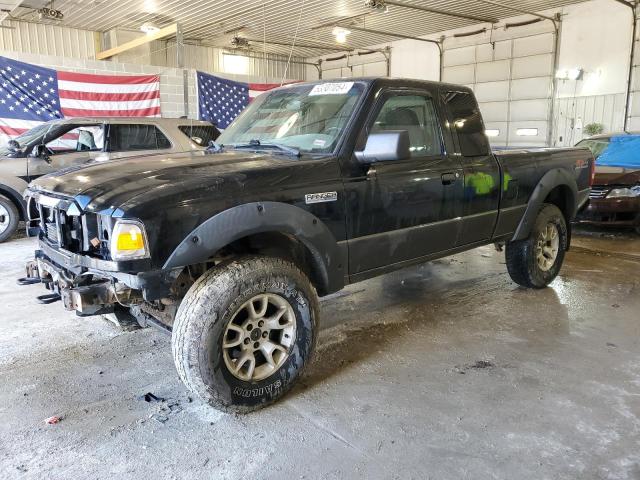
[222,293,297,382]
[536,222,560,272]
[0,204,9,235]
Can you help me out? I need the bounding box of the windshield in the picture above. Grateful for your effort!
[217,81,365,153]
[576,138,610,160]
[0,122,63,156]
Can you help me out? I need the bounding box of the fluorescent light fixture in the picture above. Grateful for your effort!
[332,27,351,44]
[556,68,584,80]
[140,22,160,35]
[485,129,500,137]
[517,128,538,137]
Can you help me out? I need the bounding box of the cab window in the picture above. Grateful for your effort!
[370,95,443,157]
[46,125,104,153]
[443,91,490,157]
[108,124,172,152]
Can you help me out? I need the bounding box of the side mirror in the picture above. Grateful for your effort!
[32,144,51,163]
[355,130,411,164]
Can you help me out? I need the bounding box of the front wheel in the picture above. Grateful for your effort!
[172,256,319,413]
[505,203,568,288]
[0,194,19,243]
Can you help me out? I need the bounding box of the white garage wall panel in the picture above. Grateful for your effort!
[442,30,557,148]
[157,42,307,81]
[0,19,96,59]
[554,93,626,146]
[319,54,389,80]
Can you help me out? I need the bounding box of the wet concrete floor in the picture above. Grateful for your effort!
[0,231,639,479]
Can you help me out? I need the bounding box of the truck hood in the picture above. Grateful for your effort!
[594,167,640,186]
[29,149,295,213]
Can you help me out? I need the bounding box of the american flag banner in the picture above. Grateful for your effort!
[196,71,281,129]
[0,55,160,142]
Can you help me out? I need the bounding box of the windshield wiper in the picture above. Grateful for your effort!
[231,139,301,157]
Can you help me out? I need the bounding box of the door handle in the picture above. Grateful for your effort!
[441,172,459,185]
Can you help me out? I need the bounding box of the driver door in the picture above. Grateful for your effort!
[345,89,464,275]
[28,124,106,180]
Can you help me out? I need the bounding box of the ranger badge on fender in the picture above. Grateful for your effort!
[305,192,338,204]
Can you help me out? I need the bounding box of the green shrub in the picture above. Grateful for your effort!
[584,123,605,137]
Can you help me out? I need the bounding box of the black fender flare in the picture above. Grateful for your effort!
[0,184,27,220]
[163,202,345,295]
[512,168,578,241]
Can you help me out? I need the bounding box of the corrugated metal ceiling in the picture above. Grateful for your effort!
[9,0,590,57]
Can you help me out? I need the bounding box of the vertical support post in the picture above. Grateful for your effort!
[385,46,391,77]
[624,4,637,132]
[318,59,323,80]
[439,37,445,82]
[176,23,189,118]
[548,14,562,147]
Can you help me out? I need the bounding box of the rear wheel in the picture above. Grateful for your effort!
[505,203,568,288]
[0,194,19,243]
[172,256,319,413]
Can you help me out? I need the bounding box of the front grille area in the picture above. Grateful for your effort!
[31,192,113,259]
[589,186,610,199]
[45,220,59,245]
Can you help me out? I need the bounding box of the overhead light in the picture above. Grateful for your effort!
[140,22,160,35]
[332,27,351,44]
[556,68,584,81]
[485,129,500,137]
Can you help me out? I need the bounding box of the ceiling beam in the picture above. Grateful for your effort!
[241,37,354,52]
[332,24,441,45]
[96,23,178,60]
[313,12,372,30]
[612,0,635,8]
[383,0,497,24]
[472,0,558,23]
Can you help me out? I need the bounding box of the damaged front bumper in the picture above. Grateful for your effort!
[20,241,180,317]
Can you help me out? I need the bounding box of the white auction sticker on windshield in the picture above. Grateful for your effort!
[309,82,354,96]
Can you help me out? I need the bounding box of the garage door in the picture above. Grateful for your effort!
[442,31,557,149]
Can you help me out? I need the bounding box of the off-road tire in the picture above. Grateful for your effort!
[172,256,319,413]
[505,203,568,289]
[0,194,19,243]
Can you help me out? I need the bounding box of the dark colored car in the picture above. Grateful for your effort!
[20,78,593,413]
[576,133,640,233]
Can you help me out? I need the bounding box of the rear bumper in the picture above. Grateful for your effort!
[21,241,180,316]
[576,197,640,227]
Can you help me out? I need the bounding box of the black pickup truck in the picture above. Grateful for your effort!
[21,78,593,412]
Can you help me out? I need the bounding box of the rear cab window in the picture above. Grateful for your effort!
[442,91,490,157]
[108,124,172,152]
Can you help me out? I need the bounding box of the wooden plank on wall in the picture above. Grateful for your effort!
[96,23,177,60]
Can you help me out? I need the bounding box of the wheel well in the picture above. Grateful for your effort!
[214,231,329,296]
[543,185,574,223]
[0,186,25,221]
